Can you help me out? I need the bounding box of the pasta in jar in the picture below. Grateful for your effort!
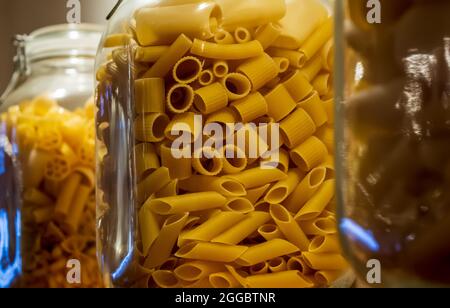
[96,0,351,288]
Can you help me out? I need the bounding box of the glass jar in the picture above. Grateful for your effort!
[336,0,450,287]
[96,0,354,288]
[0,24,103,288]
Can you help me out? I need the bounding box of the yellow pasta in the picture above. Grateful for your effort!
[321,39,334,72]
[223,197,254,214]
[174,261,225,282]
[198,69,215,86]
[155,179,179,198]
[210,272,241,288]
[323,98,334,125]
[245,270,314,288]
[298,53,322,81]
[280,108,316,149]
[298,216,337,236]
[212,60,229,78]
[135,46,169,62]
[103,33,131,48]
[231,92,268,123]
[237,53,278,91]
[309,235,340,254]
[254,23,282,49]
[192,147,223,176]
[257,224,284,241]
[139,206,160,255]
[54,173,82,222]
[287,256,314,275]
[290,136,328,171]
[220,73,252,100]
[144,34,193,78]
[234,27,252,43]
[301,252,348,271]
[164,112,198,141]
[264,84,297,122]
[270,204,309,251]
[315,125,334,154]
[61,184,92,234]
[191,39,264,60]
[311,73,331,97]
[134,143,160,180]
[284,166,326,213]
[245,184,270,204]
[298,91,328,127]
[144,213,189,268]
[214,29,235,45]
[268,257,287,273]
[134,78,165,114]
[175,242,248,263]
[264,169,302,204]
[272,57,290,73]
[166,84,195,114]
[134,113,170,142]
[299,16,333,63]
[294,179,335,221]
[172,56,203,84]
[236,239,299,266]
[267,47,306,68]
[206,107,239,128]
[137,167,172,204]
[221,144,248,174]
[194,82,228,115]
[179,175,246,197]
[211,211,271,245]
[23,188,53,207]
[315,270,343,286]
[225,167,287,189]
[135,2,218,45]
[152,270,181,288]
[160,142,192,180]
[250,262,269,275]
[282,70,314,102]
[145,192,227,215]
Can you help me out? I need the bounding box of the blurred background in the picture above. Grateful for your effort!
[0,0,115,93]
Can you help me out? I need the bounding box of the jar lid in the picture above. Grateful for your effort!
[25,23,103,61]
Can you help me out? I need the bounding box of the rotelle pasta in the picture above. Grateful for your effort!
[96,0,348,288]
[1,96,102,288]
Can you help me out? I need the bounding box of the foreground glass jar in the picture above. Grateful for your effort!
[336,0,450,287]
[0,24,103,288]
[96,0,354,288]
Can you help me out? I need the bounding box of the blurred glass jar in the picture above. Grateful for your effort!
[335,0,450,287]
[0,24,103,288]
[96,0,354,288]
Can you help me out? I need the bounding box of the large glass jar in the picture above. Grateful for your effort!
[336,0,450,287]
[96,0,354,288]
[0,24,103,288]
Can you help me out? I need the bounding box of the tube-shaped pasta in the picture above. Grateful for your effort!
[191,39,264,60]
[323,98,334,125]
[321,39,333,72]
[164,112,199,141]
[135,46,169,62]
[298,54,322,81]
[23,188,53,207]
[144,213,189,269]
[236,239,299,266]
[250,262,269,275]
[206,107,239,127]
[263,84,297,122]
[194,83,228,115]
[264,169,302,204]
[315,270,343,286]
[54,173,82,222]
[290,136,328,171]
[137,167,171,204]
[209,272,241,288]
[160,142,192,180]
[216,0,286,30]
[315,125,334,154]
[280,108,316,149]
[257,224,284,241]
[135,2,218,45]
[179,175,246,197]
[245,184,270,204]
[221,144,248,174]
[287,256,313,275]
[223,197,254,214]
[234,27,252,43]
[231,92,268,123]
[214,29,235,44]
[255,23,282,49]
[309,235,340,254]
[166,84,195,114]
[212,60,229,78]
[152,270,180,288]
[32,207,53,224]
[298,91,328,127]
[135,78,165,114]
[294,179,335,221]
[174,261,225,282]
[134,143,160,180]
[237,53,278,91]
[173,56,203,84]
[139,206,160,255]
[263,148,289,173]
[282,70,314,102]
[175,242,247,263]
[267,47,306,68]
[220,73,252,101]
[284,167,326,213]
[103,33,131,48]
[182,211,245,242]
[272,57,290,73]
[62,184,92,234]
[192,147,223,176]
[299,17,333,62]
[134,113,170,142]
[211,211,271,245]
[146,192,227,215]
[155,179,179,198]
[144,34,193,78]
[273,0,328,49]
[270,204,309,251]
[198,69,215,86]
[301,252,348,271]
[245,270,314,288]
[298,216,337,236]
[225,167,287,189]
[311,73,331,97]
[268,257,287,273]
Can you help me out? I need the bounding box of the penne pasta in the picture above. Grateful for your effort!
[179,175,246,197]
[270,204,309,251]
[301,252,348,271]
[264,169,303,204]
[175,242,248,263]
[245,270,314,288]
[298,91,328,127]
[160,142,192,180]
[225,167,287,189]
[223,197,254,214]
[174,261,225,282]
[294,179,335,221]
[257,224,284,241]
[250,262,269,275]
[282,70,314,102]
[245,184,270,204]
[139,206,160,255]
[268,257,287,273]
[236,239,299,266]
